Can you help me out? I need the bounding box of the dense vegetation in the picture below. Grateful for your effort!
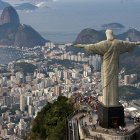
[14,62,37,75]
[28,96,74,140]
[74,28,105,44]
[119,86,140,101]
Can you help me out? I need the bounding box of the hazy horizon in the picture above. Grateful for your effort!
[3,0,140,43]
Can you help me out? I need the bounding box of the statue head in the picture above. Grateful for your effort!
[106,29,114,41]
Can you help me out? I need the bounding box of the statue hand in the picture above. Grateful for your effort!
[75,44,85,48]
[136,42,140,46]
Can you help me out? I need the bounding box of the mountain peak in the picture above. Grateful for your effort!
[0,6,20,26]
[75,28,106,44]
[0,6,47,47]
[117,28,140,41]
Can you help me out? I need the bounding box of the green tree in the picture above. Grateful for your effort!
[28,96,74,140]
[14,62,37,75]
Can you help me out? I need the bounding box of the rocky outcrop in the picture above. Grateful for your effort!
[0,6,47,47]
[0,6,20,26]
[74,28,106,44]
[15,25,46,47]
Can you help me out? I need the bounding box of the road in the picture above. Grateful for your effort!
[68,119,80,140]
[68,112,85,140]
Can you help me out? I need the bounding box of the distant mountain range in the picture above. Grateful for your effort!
[0,6,47,47]
[0,0,48,11]
[15,2,49,10]
[102,23,125,30]
[36,2,48,8]
[117,29,140,41]
[74,28,140,44]
[15,3,38,10]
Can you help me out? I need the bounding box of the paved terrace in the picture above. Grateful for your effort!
[80,112,140,139]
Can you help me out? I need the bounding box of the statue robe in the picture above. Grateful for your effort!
[83,39,137,107]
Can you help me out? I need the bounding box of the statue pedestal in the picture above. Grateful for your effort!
[97,102,125,128]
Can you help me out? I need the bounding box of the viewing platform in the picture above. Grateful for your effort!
[79,112,140,140]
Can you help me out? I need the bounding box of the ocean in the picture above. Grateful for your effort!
[0,48,23,65]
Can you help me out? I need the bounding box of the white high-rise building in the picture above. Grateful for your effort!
[45,42,55,49]
[28,105,35,116]
[63,70,69,80]
[124,75,130,85]
[54,85,61,96]
[20,95,26,112]
[89,55,101,71]
[72,70,79,79]
[27,96,32,106]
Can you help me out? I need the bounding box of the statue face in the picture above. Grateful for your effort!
[106,29,114,41]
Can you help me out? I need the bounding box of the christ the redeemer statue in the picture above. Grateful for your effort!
[76,29,140,107]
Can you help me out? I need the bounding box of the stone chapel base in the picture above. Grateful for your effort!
[97,102,125,128]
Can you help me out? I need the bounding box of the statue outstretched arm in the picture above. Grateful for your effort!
[75,41,106,55]
[135,42,140,46]
[122,41,140,46]
[120,41,140,53]
[75,44,86,48]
